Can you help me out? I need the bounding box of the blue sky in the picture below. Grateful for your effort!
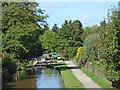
[38,2,118,29]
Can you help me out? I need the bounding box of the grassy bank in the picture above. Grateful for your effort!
[50,63,84,88]
[71,60,112,88]
[81,68,112,88]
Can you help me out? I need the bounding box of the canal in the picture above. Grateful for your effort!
[2,67,65,88]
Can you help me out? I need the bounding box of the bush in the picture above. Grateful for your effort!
[68,53,74,59]
[2,54,17,81]
[82,7,120,82]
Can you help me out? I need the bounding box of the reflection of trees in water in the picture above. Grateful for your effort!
[36,68,58,80]
[13,68,59,86]
[14,70,28,81]
[13,68,38,81]
[43,68,58,78]
[3,68,64,88]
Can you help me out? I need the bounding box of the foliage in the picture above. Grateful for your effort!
[51,24,59,34]
[76,47,84,60]
[2,2,47,33]
[39,30,64,54]
[58,20,83,58]
[2,2,48,79]
[81,25,99,41]
[39,19,83,59]
[2,53,17,81]
[61,49,67,57]
[16,70,28,81]
[93,7,120,82]
[83,33,98,62]
[42,23,49,34]
[100,19,107,26]
[82,6,120,82]
[67,53,74,59]
[2,2,47,63]
[50,63,84,88]
[25,60,35,67]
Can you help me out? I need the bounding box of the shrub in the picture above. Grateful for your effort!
[2,54,17,81]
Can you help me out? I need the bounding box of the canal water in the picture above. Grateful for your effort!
[2,67,65,88]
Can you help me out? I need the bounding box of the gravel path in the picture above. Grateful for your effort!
[65,61,101,88]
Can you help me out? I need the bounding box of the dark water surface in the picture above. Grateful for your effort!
[3,67,64,88]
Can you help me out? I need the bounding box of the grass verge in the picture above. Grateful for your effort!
[81,68,112,88]
[50,63,84,88]
[71,60,112,88]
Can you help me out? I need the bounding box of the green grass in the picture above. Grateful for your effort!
[80,69,112,88]
[71,60,113,88]
[50,63,84,88]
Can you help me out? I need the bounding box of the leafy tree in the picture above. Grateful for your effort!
[100,19,107,26]
[81,25,100,41]
[2,2,47,59]
[42,23,49,34]
[2,53,17,81]
[82,7,120,83]
[2,1,48,74]
[61,49,67,57]
[83,33,98,62]
[51,24,59,34]
[76,47,84,60]
[39,30,64,54]
[94,8,120,82]
[58,20,83,58]
[2,2,47,33]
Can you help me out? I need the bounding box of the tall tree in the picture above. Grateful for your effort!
[51,24,59,34]
[81,25,100,41]
[100,20,107,26]
[2,2,48,60]
[42,23,49,34]
[39,30,64,54]
[58,20,83,57]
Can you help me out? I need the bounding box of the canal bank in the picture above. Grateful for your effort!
[49,63,67,87]
[2,67,65,88]
[65,61,101,88]
[2,61,85,89]
[49,62,84,88]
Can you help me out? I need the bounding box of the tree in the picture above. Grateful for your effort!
[100,19,107,26]
[39,30,64,54]
[2,2,47,64]
[42,23,49,34]
[81,25,100,41]
[83,33,98,62]
[82,7,120,83]
[51,24,59,34]
[2,2,48,33]
[58,20,83,58]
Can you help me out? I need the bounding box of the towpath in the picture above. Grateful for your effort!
[65,61,101,88]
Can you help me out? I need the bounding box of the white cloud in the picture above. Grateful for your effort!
[44,3,50,7]
[44,11,54,15]
[42,3,65,8]
[80,18,100,22]
[55,4,65,8]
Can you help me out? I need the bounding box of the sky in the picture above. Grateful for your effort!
[37,1,119,29]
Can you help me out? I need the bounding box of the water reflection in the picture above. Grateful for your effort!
[37,68,64,88]
[2,67,64,88]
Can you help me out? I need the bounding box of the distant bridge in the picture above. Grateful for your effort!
[33,60,51,67]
